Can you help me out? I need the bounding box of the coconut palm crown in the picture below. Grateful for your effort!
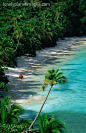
[42,68,67,91]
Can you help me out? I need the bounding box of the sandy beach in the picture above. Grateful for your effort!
[1,36,86,133]
[1,36,86,104]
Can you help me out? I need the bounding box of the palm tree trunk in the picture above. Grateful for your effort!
[14,34,20,52]
[29,85,53,130]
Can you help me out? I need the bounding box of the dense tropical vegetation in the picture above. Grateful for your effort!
[0,0,86,132]
[0,0,86,67]
[0,67,9,92]
[0,96,32,133]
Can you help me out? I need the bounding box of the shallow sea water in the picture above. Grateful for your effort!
[21,43,86,133]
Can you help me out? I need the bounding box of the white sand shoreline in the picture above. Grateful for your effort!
[5,36,86,80]
[1,36,86,104]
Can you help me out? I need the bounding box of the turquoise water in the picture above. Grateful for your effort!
[21,43,86,133]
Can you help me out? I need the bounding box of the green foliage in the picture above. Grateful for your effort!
[18,118,32,126]
[0,67,9,84]
[1,0,86,67]
[0,96,33,133]
[0,123,31,133]
[0,96,24,124]
[0,67,9,91]
[38,114,66,133]
[42,68,67,91]
[0,82,6,89]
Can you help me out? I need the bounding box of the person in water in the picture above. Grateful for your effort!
[19,74,23,79]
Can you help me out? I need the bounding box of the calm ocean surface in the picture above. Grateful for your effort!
[21,42,86,133]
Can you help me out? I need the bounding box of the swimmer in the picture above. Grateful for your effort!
[19,74,23,79]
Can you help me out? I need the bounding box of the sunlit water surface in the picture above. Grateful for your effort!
[21,43,86,133]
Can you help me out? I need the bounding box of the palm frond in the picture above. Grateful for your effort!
[38,114,45,132]
[41,83,48,91]
[56,69,61,73]
[6,114,19,124]
[58,76,67,83]
[10,103,24,115]
[44,79,50,83]
[4,96,11,105]
[11,109,22,115]
[56,72,63,79]
[45,73,50,79]
[1,101,5,124]
[52,81,58,85]
[38,114,66,133]
[48,68,55,74]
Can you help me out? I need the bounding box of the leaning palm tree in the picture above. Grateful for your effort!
[29,68,67,130]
